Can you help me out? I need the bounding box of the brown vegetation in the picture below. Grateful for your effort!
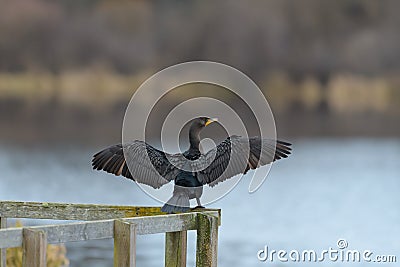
[0,0,399,142]
[6,221,69,267]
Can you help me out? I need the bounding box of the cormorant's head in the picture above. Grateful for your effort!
[190,117,218,134]
[192,117,218,130]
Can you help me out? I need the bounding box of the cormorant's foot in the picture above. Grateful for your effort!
[191,205,206,210]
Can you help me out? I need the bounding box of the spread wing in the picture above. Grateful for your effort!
[92,141,181,189]
[197,136,292,187]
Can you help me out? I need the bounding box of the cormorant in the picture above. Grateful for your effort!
[92,117,291,213]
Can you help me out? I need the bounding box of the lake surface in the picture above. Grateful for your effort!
[1,139,399,266]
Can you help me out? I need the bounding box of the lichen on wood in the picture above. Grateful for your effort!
[196,213,219,267]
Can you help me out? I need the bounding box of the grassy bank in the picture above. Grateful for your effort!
[0,70,399,144]
[0,70,399,114]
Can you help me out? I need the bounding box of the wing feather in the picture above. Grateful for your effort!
[92,141,181,189]
[197,136,292,187]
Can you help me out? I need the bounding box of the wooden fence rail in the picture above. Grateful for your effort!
[0,201,221,267]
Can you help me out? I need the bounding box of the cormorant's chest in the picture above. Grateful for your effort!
[175,148,202,187]
[175,170,202,187]
[183,149,201,160]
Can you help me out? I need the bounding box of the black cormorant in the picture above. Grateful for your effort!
[92,117,292,213]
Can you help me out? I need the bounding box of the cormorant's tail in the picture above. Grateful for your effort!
[161,192,190,214]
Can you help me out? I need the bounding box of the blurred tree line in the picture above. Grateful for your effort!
[0,0,399,142]
[1,0,399,78]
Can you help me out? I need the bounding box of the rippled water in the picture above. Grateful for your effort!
[1,139,399,266]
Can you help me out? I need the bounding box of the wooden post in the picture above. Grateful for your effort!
[114,219,136,267]
[0,201,221,266]
[22,228,47,267]
[0,217,6,267]
[165,231,187,267]
[196,213,218,267]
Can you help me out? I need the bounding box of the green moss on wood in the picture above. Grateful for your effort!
[196,213,218,267]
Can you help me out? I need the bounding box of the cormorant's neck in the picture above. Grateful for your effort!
[189,125,201,151]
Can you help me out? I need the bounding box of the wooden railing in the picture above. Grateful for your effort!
[0,201,221,267]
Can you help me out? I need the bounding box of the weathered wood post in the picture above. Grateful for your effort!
[0,217,6,267]
[196,213,219,267]
[165,231,187,267]
[22,228,47,267]
[114,219,137,267]
[0,201,221,266]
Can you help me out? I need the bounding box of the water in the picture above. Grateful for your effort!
[1,139,399,266]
